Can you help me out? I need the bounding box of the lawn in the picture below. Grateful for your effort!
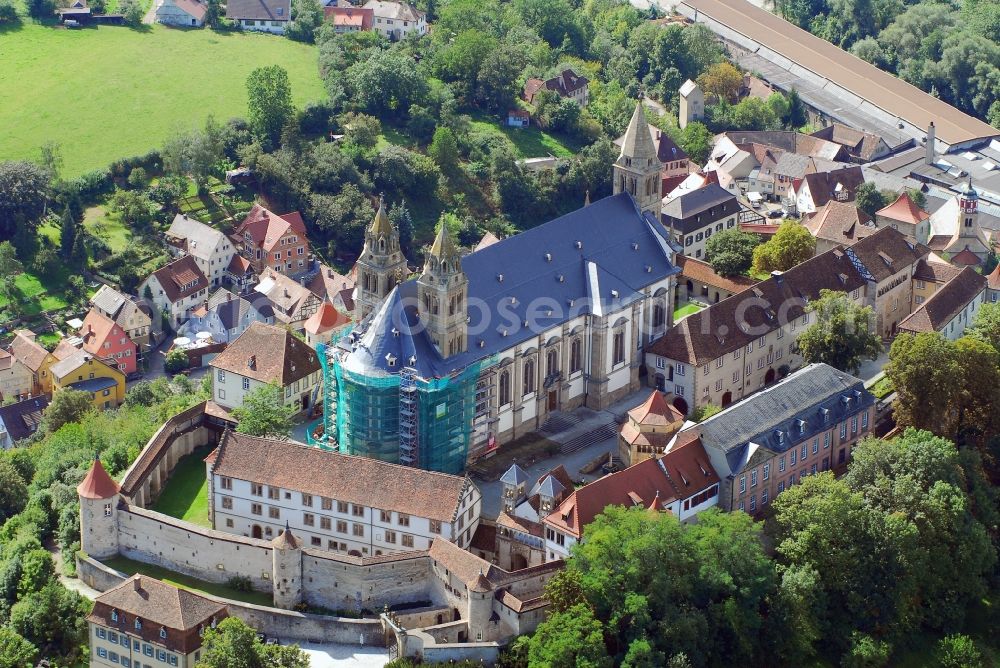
[673,301,705,321]
[151,446,212,528]
[100,555,273,607]
[0,23,325,177]
[0,267,72,317]
[468,114,583,159]
[84,206,132,254]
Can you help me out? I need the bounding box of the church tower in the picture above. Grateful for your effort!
[614,101,662,219]
[958,178,980,241]
[355,196,408,322]
[417,224,468,358]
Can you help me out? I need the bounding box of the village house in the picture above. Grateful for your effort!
[79,309,140,376]
[8,329,57,396]
[165,214,236,288]
[139,255,209,329]
[803,201,877,254]
[646,227,926,414]
[155,0,207,26]
[0,395,48,449]
[90,285,154,350]
[209,321,321,414]
[808,123,892,163]
[911,255,961,307]
[87,575,227,668]
[252,267,321,331]
[661,183,739,259]
[875,192,931,245]
[791,165,866,215]
[675,255,758,306]
[205,431,481,554]
[0,349,32,403]
[523,69,590,107]
[225,0,290,32]
[898,267,987,340]
[323,4,373,32]
[679,79,704,128]
[671,363,874,516]
[362,0,426,40]
[618,389,686,466]
[303,301,351,347]
[224,255,256,293]
[177,289,271,344]
[50,350,126,410]
[232,204,310,276]
[306,263,356,314]
[543,439,719,560]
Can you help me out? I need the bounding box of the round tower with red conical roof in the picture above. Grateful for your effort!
[77,455,121,559]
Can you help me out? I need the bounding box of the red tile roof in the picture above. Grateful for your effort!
[78,458,120,500]
[323,5,373,28]
[951,248,982,267]
[988,264,1000,291]
[627,390,685,427]
[876,192,929,225]
[209,322,320,385]
[898,266,987,334]
[803,201,876,246]
[304,302,350,335]
[149,255,207,304]
[677,255,759,295]
[235,204,307,253]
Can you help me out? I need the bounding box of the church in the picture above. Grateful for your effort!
[325,103,680,473]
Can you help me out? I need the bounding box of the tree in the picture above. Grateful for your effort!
[696,61,743,102]
[677,122,714,165]
[247,66,295,148]
[886,332,962,435]
[0,162,49,243]
[120,0,144,25]
[9,583,88,658]
[0,241,24,300]
[346,50,429,119]
[796,290,882,374]
[854,182,886,216]
[966,300,1000,350]
[38,141,63,183]
[25,0,55,19]
[751,220,815,273]
[59,207,77,260]
[428,126,460,175]
[527,604,612,668]
[232,383,296,439]
[0,459,27,525]
[197,616,309,668]
[0,628,37,668]
[286,0,323,43]
[936,634,983,668]
[127,166,147,189]
[164,349,190,375]
[0,0,19,24]
[42,390,94,434]
[17,549,54,598]
[784,88,807,128]
[162,117,225,190]
[704,228,760,276]
[110,189,158,231]
[690,403,722,422]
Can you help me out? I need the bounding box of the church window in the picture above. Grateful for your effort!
[570,338,582,373]
[523,359,535,395]
[104,503,112,517]
[546,349,558,377]
[966,218,972,227]
[499,370,511,406]
[652,303,665,328]
[613,330,626,365]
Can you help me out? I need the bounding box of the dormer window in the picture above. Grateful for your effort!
[111,610,118,622]
[775,430,784,444]
[797,419,806,435]
[160,628,167,640]
[135,618,142,630]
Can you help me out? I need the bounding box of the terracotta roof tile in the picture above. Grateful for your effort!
[803,201,876,246]
[210,432,470,522]
[209,322,319,385]
[627,390,685,427]
[898,267,987,334]
[876,192,929,225]
[9,330,49,372]
[677,255,759,295]
[149,255,207,304]
[78,457,120,499]
[304,302,350,335]
[913,257,961,284]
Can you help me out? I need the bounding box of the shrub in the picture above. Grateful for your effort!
[936,634,982,668]
[164,349,189,375]
[226,575,253,592]
[0,0,20,24]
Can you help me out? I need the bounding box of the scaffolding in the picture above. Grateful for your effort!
[322,349,498,474]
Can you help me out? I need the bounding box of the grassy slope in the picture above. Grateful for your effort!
[0,23,325,177]
[150,447,211,528]
[101,555,272,606]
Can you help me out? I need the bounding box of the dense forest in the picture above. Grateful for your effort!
[772,0,1000,126]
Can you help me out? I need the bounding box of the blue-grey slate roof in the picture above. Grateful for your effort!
[346,194,680,379]
[689,363,875,477]
[661,184,738,235]
[69,377,119,393]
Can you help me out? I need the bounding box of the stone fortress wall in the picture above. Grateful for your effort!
[79,402,557,660]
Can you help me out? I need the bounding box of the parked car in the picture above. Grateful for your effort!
[767,210,783,219]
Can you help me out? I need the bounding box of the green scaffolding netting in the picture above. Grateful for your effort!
[320,342,496,474]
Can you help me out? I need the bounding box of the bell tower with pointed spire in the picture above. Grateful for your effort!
[614,100,662,219]
[355,196,408,322]
[417,224,468,358]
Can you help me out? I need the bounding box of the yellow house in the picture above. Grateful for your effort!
[50,350,126,410]
[9,329,57,396]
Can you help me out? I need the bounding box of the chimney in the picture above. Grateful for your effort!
[133,578,142,592]
[925,122,935,166]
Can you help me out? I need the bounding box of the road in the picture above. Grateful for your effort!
[142,0,159,24]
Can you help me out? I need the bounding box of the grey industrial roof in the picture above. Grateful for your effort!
[686,363,873,475]
[343,193,680,379]
[678,0,999,148]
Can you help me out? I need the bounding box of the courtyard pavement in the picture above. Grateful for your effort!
[478,387,654,519]
[298,642,389,668]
